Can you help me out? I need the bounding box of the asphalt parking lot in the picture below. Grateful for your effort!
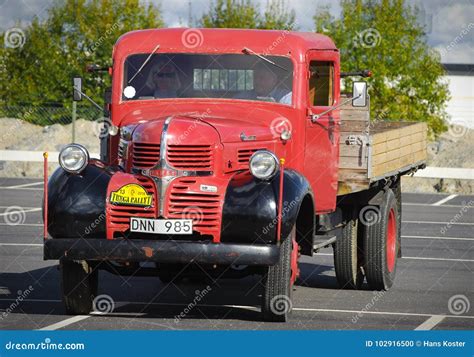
[0,177,473,330]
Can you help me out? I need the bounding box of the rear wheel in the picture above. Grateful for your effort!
[261,227,297,322]
[362,189,400,290]
[334,214,364,289]
[60,259,98,315]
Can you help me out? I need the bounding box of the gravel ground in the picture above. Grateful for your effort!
[0,118,472,193]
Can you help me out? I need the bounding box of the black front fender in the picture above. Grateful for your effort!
[221,169,313,244]
[46,163,114,238]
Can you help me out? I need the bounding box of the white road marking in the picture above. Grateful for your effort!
[0,187,43,191]
[314,253,474,262]
[37,302,128,330]
[7,298,472,320]
[402,235,474,241]
[0,206,40,209]
[403,202,467,208]
[403,256,474,263]
[37,315,90,330]
[0,208,41,217]
[432,194,458,206]
[415,315,446,330]
[3,182,43,189]
[403,220,473,225]
[0,243,42,246]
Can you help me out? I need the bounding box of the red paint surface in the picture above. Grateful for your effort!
[104,29,342,240]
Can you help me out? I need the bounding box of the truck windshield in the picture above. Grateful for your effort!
[123,53,293,105]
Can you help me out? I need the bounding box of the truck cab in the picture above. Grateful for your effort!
[43,28,426,322]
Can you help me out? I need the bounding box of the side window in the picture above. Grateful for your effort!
[309,61,334,106]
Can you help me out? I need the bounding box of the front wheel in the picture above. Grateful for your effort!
[362,189,400,290]
[60,259,98,315]
[261,227,297,322]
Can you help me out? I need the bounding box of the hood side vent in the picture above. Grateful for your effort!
[132,142,160,168]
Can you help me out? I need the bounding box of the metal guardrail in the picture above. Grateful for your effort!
[0,150,473,180]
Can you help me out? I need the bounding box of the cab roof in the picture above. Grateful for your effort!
[114,28,337,62]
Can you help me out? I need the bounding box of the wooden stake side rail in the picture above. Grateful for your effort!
[337,96,427,195]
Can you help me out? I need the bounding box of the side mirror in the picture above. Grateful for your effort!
[73,77,82,101]
[352,81,367,107]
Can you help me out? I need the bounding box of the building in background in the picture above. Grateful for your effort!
[442,64,474,128]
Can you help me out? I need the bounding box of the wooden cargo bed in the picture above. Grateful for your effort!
[338,96,427,195]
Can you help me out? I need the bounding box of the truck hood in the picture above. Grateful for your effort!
[120,104,287,144]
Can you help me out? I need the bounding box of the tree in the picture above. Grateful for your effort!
[314,0,449,136]
[200,0,296,30]
[0,0,163,115]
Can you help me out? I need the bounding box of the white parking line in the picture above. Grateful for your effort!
[314,253,474,262]
[403,202,467,208]
[0,298,471,328]
[403,221,473,226]
[0,208,41,216]
[0,187,43,191]
[432,194,458,206]
[3,182,43,189]
[37,315,90,330]
[0,243,42,246]
[37,302,128,330]
[403,256,474,263]
[402,235,474,241]
[415,315,446,330]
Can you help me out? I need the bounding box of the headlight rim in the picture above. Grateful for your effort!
[58,143,90,174]
[249,150,279,180]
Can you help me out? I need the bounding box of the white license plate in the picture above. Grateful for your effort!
[130,217,193,235]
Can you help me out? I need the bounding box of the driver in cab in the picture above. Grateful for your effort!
[235,63,291,104]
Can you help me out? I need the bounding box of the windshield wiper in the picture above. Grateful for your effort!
[242,47,288,72]
[128,44,160,84]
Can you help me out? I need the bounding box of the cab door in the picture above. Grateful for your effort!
[303,50,340,213]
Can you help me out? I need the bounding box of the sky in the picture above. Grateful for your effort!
[0,0,472,63]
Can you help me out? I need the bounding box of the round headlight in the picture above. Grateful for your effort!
[58,144,89,174]
[249,150,279,180]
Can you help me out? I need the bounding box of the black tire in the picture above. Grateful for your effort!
[60,259,98,315]
[261,227,295,322]
[334,215,364,289]
[362,188,400,290]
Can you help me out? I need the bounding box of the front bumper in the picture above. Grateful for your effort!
[44,238,280,266]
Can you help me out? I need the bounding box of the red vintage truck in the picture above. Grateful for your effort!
[43,28,427,322]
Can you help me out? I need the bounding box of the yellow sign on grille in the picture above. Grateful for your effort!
[110,184,152,207]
